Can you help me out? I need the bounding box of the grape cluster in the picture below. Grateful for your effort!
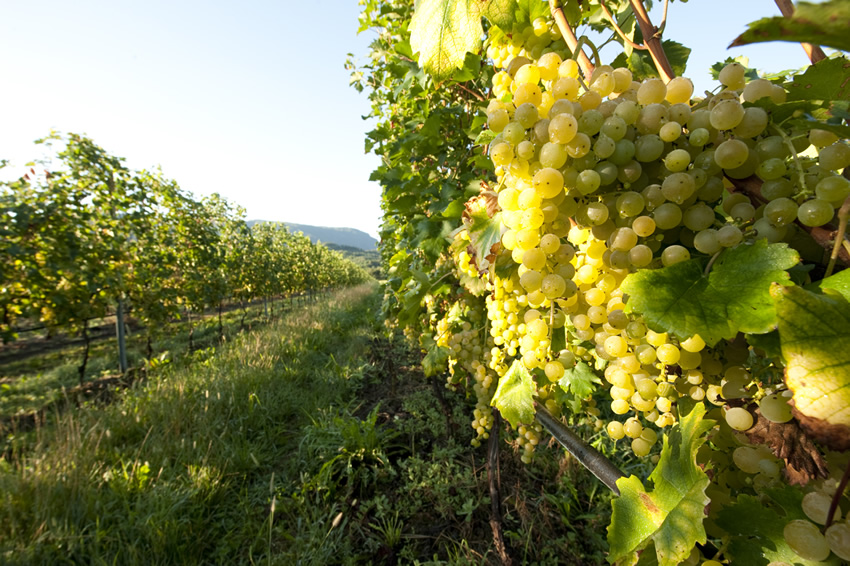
[468,9,850,464]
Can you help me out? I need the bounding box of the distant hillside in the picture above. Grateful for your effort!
[247,221,378,251]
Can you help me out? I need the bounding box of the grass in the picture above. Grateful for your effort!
[0,282,616,565]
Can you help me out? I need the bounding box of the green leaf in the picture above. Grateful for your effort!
[621,240,799,346]
[786,56,850,103]
[491,359,535,428]
[473,129,498,146]
[558,361,602,400]
[717,490,842,566]
[608,403,715,566]
[807,267,850,300]
[410,0,485,80]
[620,40,690,80]
[771,284,850,427]
[479,0,518,29]
[729,0,850,53]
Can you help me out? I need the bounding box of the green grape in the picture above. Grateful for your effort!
[710,99,745,130]
[578,109,604,135]
[584,202,610,225]
[693,149,722,176]
[606,420,625,439]
[687,109,713,132]
[594,134,616,159]
[617,191,645,217]
[683,203,715,231]
[609,227,638,251]
[634,134,665,162]
[764,198,798,227]
[732,106,769,138]
[654,202,684,230]
[661,172,696,204]
[642,185,665,210]
[539,142,568,168]
[718,61,746,89]
[816,175,850,203]
[689,128,710,147]
[627,245,652,267]
[631,215,656,236]
[601,115,627,141]
[809,128,839,148]
[631,437,652,457]
[742,78,775,102]
[490,141,514,167]
[665,76,694,104]
[549,113,578,144]
[576,169,601,195]
[609,138,636,166]
[697,176,725,202]
[753,217,788,243]
[722,192,750,215]
[664,148,692,172]
[729,201,756,222]
[595,161,619,186]
[756,157,787,181]
[802,491,841,525]
[659,121,683,142]
[725,407,754,431]
[514,102,539,128]
[636,103,668,135]
[661,244,690,266]
[614,100,641,124]
[797,198,834,227]
[756,135,791,161]
[761,178,794,200]
[694,229,721,255]
[714,139,749,170]
[637,78,666,105]
[488,108,510,132]
[716,225,742,247]
[825,522,850,561]
[623,417,643,438]
[784,520,831,562]
[566,133,591,158]
[516,140,536,160]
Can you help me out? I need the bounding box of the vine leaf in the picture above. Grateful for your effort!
[410,0,518,80]
[772,284,850,451]
[621,240,799,346]
[491,359,535,428]
[607,403,715,566]
[729,0,850,53]
[717,490,842,566]
[558,361,601,400]
[462,190,503,273]
[807,266,850,300]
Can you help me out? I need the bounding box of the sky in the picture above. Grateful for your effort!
[0,1,819,241]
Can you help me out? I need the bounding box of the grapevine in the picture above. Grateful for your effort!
[357,0,850,563]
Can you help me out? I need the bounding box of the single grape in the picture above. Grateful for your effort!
[764,198,799,228]
[784,519,831,561]
[825,521,850,561]
[725,407,754,431]
[802,491,841,525]
[718,62,747,89]
[661,245,690,266]
[818,142,850,171]
[714,139,750,170]
[797,198,834,227]
[710,99,745,130]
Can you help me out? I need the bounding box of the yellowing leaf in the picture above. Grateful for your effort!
[608,403,715,566]
[772,284,850,450]
[410,0,485,80]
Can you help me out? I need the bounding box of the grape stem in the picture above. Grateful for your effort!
[549,0,595,79]
[825,458,850,529]
[627,0,674,82]
[487,410,513,565]
[825,195,850,278]
[704,250,723,276]
[773,0,827,64]
[534,402,626,494]
[598,0,647,51]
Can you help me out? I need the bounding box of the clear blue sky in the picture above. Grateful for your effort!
[0,2,817,240]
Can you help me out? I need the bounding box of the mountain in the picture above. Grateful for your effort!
[247,221,378,251]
